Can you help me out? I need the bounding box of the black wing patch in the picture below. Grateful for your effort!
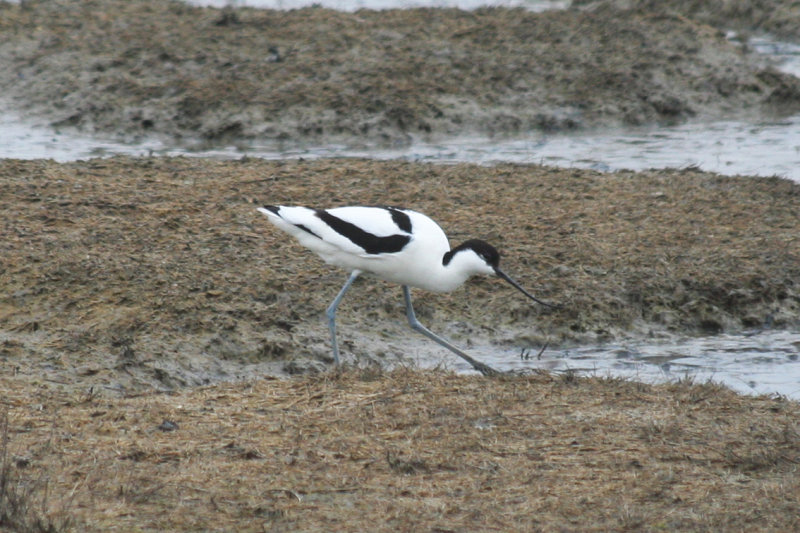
[387,207,412,233]
[262,205,321,238]
[316,209,411,254]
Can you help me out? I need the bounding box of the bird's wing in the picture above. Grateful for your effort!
[325,206,413,236]
[261,206,413,256]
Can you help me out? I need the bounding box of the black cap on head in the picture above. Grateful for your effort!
[447,239,561,309]
[443,239,499,267]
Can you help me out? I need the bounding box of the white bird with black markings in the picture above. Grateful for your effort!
[257,205,558,375]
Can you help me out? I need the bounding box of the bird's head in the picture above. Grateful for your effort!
[445,239,559,308]
[443,239,499,276]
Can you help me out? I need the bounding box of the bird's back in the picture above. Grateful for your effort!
[259,205,454,291]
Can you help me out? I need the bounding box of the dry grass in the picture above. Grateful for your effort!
[1,369,799,531]
[0,409,74,532]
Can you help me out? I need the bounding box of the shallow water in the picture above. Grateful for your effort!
[267,116,800,181]
[4,110,800,183]
[415,330,800,399]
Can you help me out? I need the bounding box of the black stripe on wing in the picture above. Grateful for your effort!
[262,205,322,238]
[295,224,321,238]
[387,207,412,233]
[316,209,411,254]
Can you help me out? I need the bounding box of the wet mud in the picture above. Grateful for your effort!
[1,0,800,147]
[1,157,798,392]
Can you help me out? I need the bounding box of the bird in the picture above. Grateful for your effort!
[257,205,558,375]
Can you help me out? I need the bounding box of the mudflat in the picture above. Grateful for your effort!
[1,0,800,146]
[0,155,798,531]
[2,1,800,531]
[1,156,798,389]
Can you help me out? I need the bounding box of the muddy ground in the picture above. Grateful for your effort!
[2,1,800,530]
[576,0,800,42]
[1,0,800,146]
[1,156,798,392]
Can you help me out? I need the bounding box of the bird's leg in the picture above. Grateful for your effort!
[402,286,499,376]
[326,270,361,365]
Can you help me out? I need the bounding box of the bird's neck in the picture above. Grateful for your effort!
[424,251,480,293]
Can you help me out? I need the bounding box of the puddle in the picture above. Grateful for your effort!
[0,107,172,161]
[413,330,800,399]
[747,35,800,77]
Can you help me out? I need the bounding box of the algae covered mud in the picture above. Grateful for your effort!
[2,0,800,146]
[4,0,800,180]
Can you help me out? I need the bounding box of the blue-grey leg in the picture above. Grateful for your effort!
[402,286,499,376]
[326,270,361,365]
